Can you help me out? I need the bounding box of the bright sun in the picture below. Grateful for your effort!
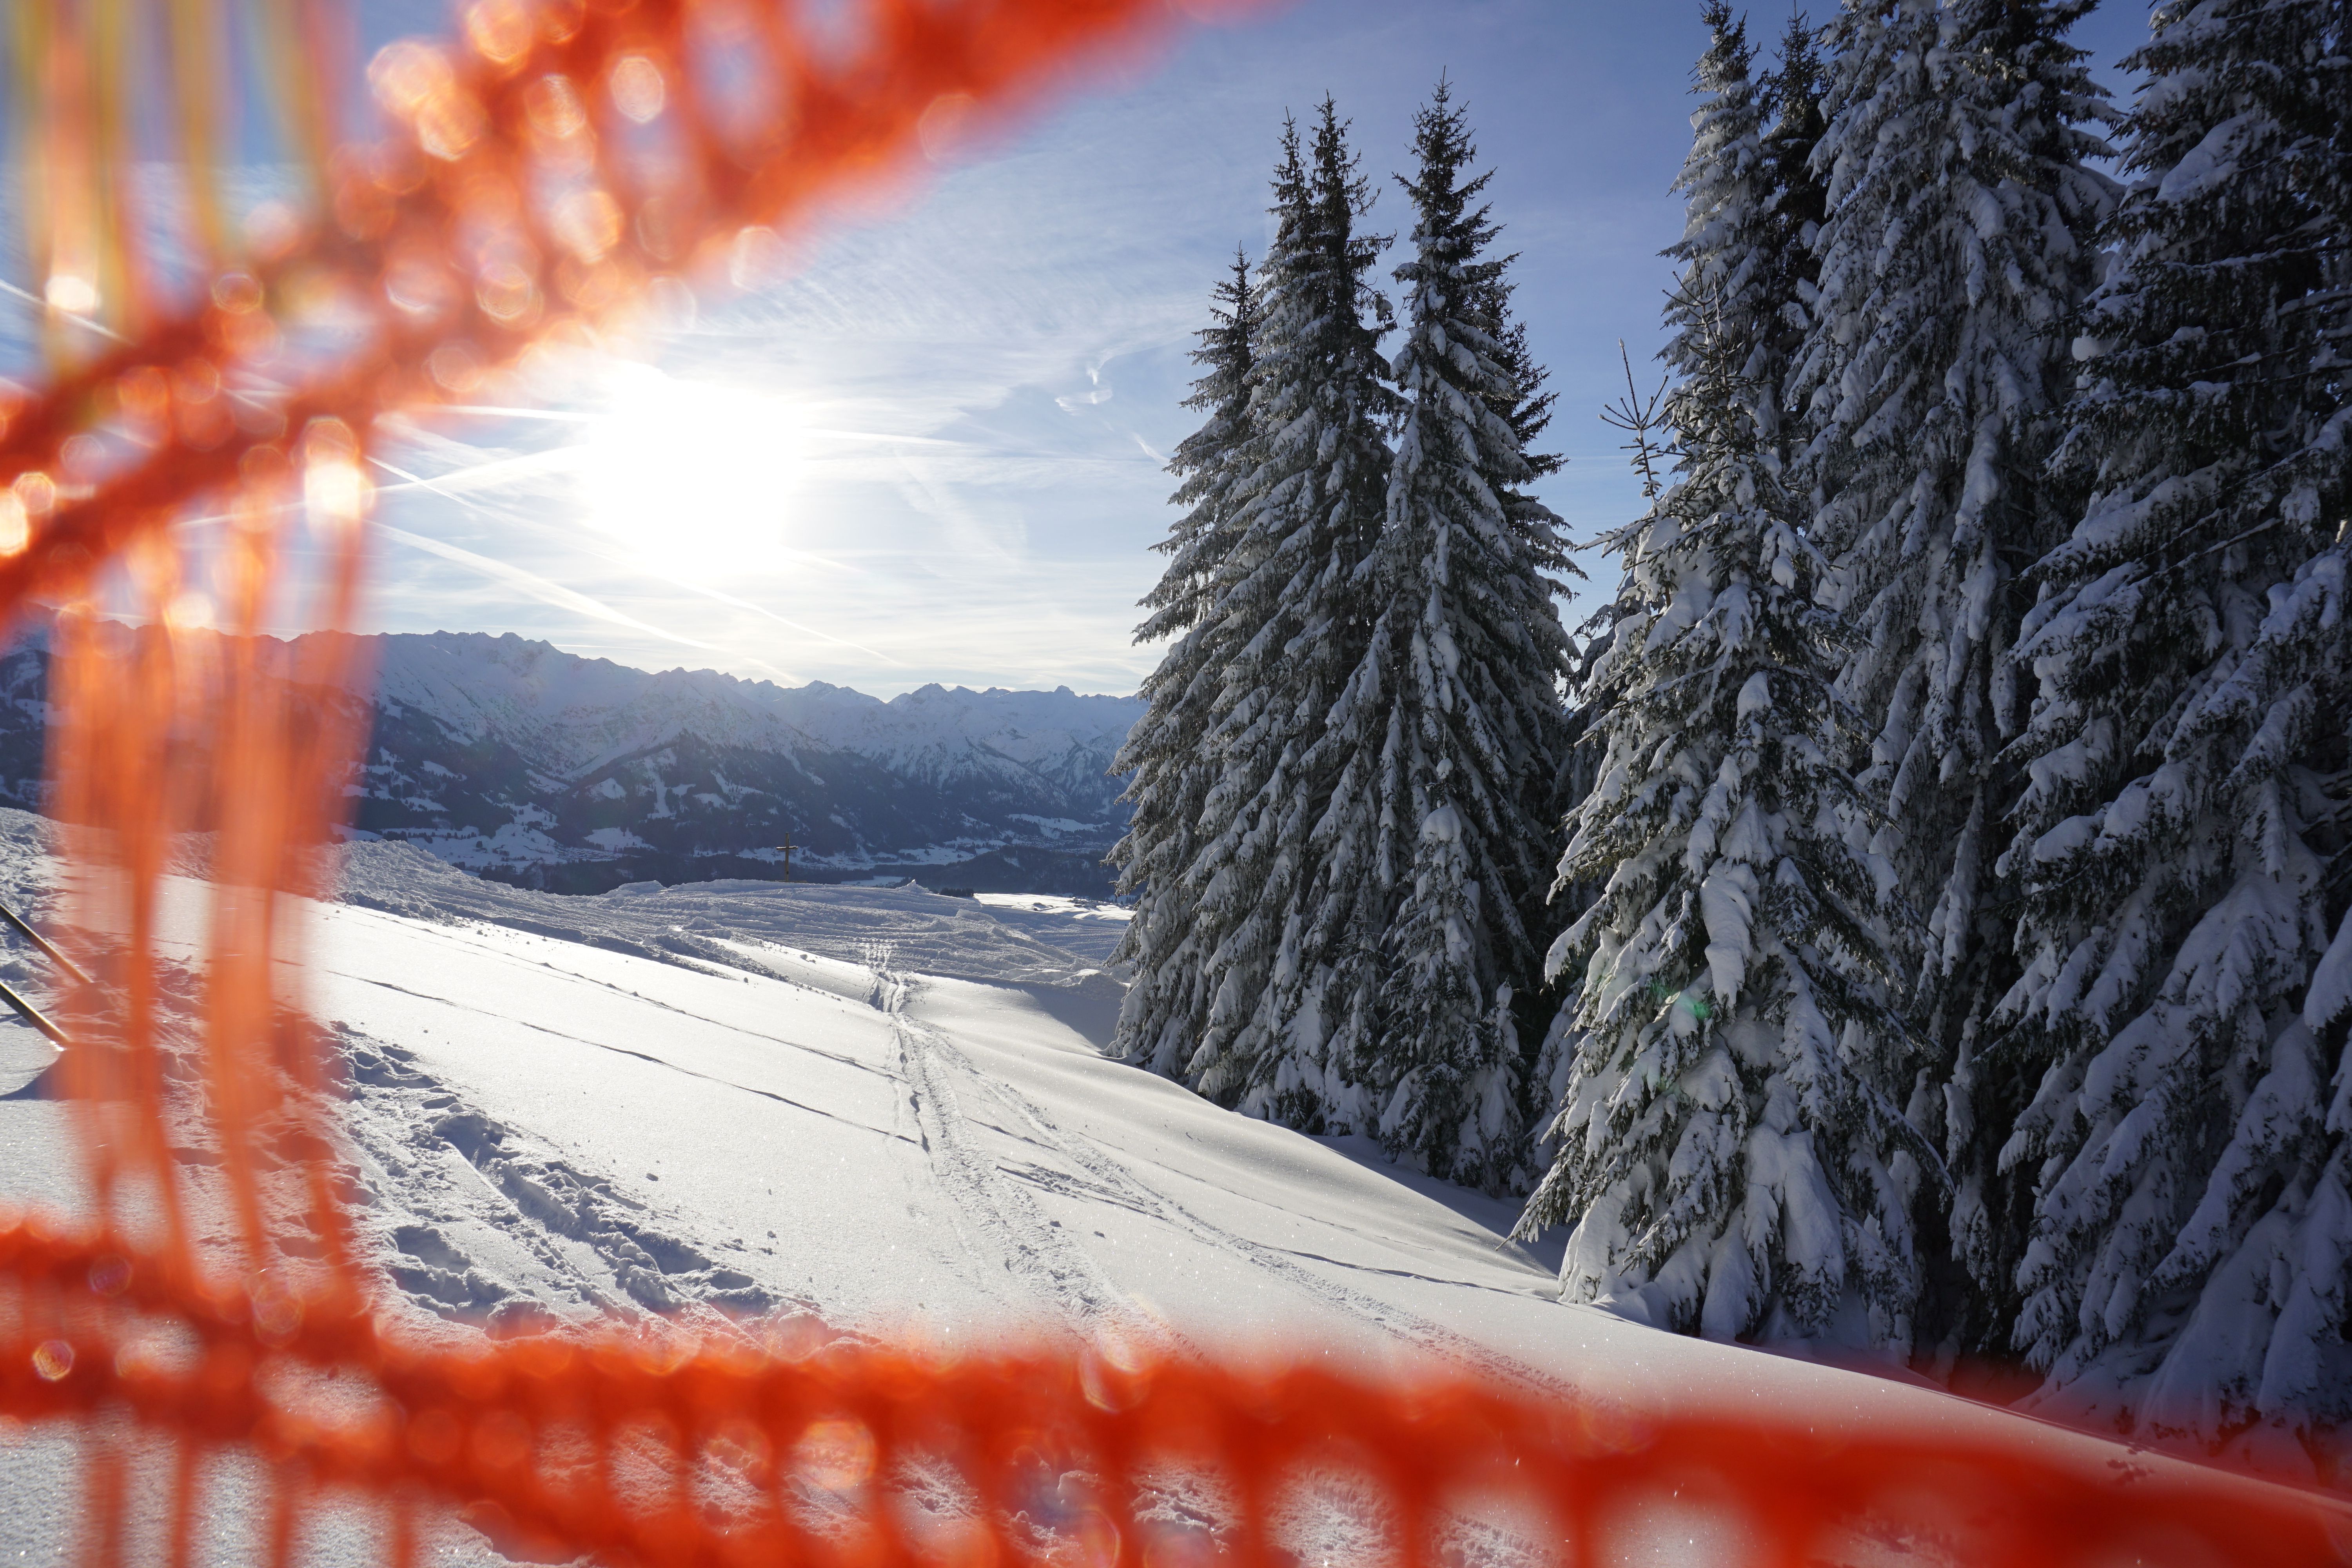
[578,363,802,574]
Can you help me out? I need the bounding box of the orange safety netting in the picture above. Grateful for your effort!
[5,1215,2348,1568]
[0,2,2347,1564]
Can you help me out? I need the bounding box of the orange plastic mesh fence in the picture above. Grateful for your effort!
[0,2,2347,1564]
[4,1218,2347,1568]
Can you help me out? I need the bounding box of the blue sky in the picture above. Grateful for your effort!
[6,1,2161,697]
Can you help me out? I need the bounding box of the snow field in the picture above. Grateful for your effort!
[0,812,2322,1562]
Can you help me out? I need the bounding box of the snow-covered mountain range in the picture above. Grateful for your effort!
[0,629,1143,895]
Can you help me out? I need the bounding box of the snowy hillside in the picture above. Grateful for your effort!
[0,630,1145,895]
[0,810,2314,1561]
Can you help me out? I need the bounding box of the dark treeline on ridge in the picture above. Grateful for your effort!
[1110,0,2352,1475]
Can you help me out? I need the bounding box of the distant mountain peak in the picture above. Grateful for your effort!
[0,627,1144,898]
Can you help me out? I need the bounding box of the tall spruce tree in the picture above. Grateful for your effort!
[1110,249,1259,1075]
[1543,3,1768,1060]
[1662,5,1827,470]
[1758,9,1829,453]
[1792,0,2116,1352]
[1513,293,1927,1345]
[1513,14,1925,1344]
[1171,102,1399,1130]
[1472,203,1581,1112]
[1287,81,1574,1194]
[1474,272,1560,485]
[1993,0,2352,1449]
[1662,7,1777,419]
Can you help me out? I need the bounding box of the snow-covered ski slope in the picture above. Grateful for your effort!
[0,814,2320,1562]
[260,839,1606,1373]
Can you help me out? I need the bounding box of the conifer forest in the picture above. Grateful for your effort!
[1110,0,2352,1454]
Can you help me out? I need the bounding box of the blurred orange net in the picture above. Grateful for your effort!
[4,1211,2347,1568]
[0,2,2347,1564]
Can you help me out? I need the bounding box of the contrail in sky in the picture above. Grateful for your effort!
[376,519,789,672]
[627,567,904,666]
[370,446,581,494]
[416,404,965,450]
[367,453,899,666]
[366,456,799,677]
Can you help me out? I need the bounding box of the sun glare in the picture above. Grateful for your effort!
[580,363,802,573]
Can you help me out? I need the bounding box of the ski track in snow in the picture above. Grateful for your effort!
[981,1069,1575,1397]
[347,969,909,1136]
[857,971,1569,1568]
[875,960,1575,1398]
[877,968,1168,1349]
[4,824,1557,1384]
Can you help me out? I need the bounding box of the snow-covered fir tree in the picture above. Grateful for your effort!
[1285,81,1575,1194]
[1109,249,1259,1075]
[1991,0,2352,1452]
[1654,3,1832,506]
[1164,103,1399,1130]
[1471,270,1559,489]
[1792,0,2116,1349]
[1661,7,1779,435]
[1757,7,1829,453]
[1471,208,1581,1109]
[1514,287,1928,1343]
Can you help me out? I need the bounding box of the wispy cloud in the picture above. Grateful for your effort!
[56,0,2147,696]
[370,501,793,671]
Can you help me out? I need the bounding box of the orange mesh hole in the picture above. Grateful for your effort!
[0,3,2347,1565]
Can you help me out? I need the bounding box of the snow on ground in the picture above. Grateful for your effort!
[0,811,2312,1561]
[339,844,1114,989]
[969,891,1131,967]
